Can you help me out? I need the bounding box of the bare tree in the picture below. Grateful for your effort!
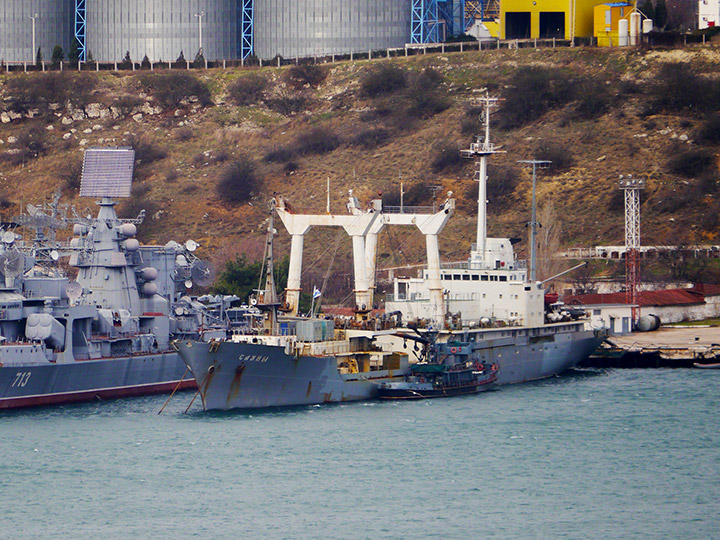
[536,200,563,282]
[665,0,698,30]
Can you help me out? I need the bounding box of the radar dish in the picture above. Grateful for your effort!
[80,147,135,198]
[0,250,25,278]
[2,231,15,244]
[184,280,193,289]
[50,250,60,261]
[191,261,214,287]
[185,239,198,252]
[65,281,82,300]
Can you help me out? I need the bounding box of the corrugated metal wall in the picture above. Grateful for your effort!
[0,1,74,63]
[85,0,238,62]
[254,0,412,59]
[0,0,414,63]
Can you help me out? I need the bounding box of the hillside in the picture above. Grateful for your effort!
[1,46,719,298]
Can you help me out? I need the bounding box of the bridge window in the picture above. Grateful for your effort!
[472,275,479,281]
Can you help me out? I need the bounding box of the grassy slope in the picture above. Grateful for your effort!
[1,46,719,294]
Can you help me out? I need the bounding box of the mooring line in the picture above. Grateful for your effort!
[157,366,190,415]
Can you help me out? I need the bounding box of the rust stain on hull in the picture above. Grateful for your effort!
[226,363,246,405]
[306,381,312,398]
[323,392,333,403]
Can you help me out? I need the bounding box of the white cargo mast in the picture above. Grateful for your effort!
[461,93,503,268]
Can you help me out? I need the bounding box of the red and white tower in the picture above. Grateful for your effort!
[619,174,644,322]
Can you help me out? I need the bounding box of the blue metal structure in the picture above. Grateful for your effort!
[411,0,440,43]
[75,0,86,61]
[464,0,485,30]
[414,0,488,42]
[437,0,463,38]
[240,0,253,59]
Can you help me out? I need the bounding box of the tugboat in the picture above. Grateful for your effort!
[378,339,497,400]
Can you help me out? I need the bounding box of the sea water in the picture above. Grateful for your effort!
[1,368,718,539]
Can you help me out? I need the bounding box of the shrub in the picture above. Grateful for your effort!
[216,156,261,204]
[574,78,611,119]
[486,164,520,203]
[667,148,715,178]
[8,125,48,165]
[295,127,340,155]
[227,75,268,106]
[285,64,328,89]
[404,69,449,119]
[174,127,194,141]
[265,92,308,115]
[498,66,573,129]
[430,141,464,173]
[111,95,143,116]
[264,146,296,163]
[647,62,720,114]
[461,106,483,136]
[533,140,575,172]
[4,73,95,114]
[352,128,391,149]
[360,63,407,98]
[696,112,720,144]
[138,72,212,109]
[126,134,167,165]
[60,157,83,192]
[381,182,434,208]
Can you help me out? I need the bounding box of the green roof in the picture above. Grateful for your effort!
[410,363,446,374]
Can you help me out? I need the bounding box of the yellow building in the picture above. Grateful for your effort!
[594,3,634,46]
[500,0,615,40]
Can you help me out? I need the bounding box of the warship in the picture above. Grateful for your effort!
[0,148,220,409]
[175,94,604,411]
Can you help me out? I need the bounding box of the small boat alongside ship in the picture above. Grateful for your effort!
[378,341,498,400]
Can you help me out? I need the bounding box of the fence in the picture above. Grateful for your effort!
[0,38,576,74]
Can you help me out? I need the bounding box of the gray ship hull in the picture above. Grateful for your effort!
[448,323,604,385]
[177,324,604,411]
[176,341,401,410]
[0,352,194,409]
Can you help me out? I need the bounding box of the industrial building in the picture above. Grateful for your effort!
[253,0,412,59]
[85,1,238,63]
[0,1,74,63]
[500,0,609,40]
[0,1,496,63]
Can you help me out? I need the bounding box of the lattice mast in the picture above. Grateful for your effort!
[619,175,644,321]
[461,93,502,267]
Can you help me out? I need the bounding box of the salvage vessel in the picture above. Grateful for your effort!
[176,94,604,411]
[0,148,219,409]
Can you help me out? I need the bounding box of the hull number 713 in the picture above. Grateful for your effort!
[11,372,31,388]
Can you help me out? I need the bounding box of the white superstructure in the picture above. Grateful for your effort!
[385,94,546,328]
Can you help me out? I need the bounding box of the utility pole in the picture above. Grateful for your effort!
[518,160,551,282]
[195,11,205,56]
[30,13,39,63]
[619,174,644,323]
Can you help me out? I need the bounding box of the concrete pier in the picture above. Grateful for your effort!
[581,326,720,368]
